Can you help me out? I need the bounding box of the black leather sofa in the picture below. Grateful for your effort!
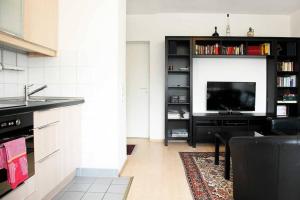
[229,136,300,200]
[270,117,300,135]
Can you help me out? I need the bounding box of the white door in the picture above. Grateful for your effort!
[126,42,150,138]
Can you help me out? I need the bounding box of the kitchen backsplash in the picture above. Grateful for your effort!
[0,49,97,99]
[0,49,28,97]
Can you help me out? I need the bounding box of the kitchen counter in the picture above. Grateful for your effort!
[0,97,84,116]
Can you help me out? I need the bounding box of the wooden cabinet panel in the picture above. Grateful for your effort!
[24,0,58,50]
[35,150,61,199]
[34,121,60,162]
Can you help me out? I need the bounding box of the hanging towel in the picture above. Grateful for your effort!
[0,147,7,170]
[3,138,28,189]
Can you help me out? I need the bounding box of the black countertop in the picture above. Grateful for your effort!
[0,97,84,116]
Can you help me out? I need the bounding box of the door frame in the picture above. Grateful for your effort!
[126,41,150,138]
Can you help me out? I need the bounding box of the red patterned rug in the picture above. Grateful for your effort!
[179,152,233,200]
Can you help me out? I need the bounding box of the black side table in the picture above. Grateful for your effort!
[214,131,255,180]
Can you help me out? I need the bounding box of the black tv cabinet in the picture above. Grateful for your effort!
[192,113,270,147]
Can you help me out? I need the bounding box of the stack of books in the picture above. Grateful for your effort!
[247,43,271,55]
[195,43,220,55]
[277,62,295,72]
[220,44,245,55]
[170,129,188,138]
[277,75,297,87]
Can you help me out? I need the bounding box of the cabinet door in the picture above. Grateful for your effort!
[195,126,215,143]
[35,150,61,199]
[60,106,82,178]
[34,121,60,162]
[0,0,24,37]
[24,0,58,50]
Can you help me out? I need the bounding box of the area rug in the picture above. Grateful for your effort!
[179,152,233,200]
[127,144,136,155]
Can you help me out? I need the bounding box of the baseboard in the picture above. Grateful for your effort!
[76,168,119,177]
[44,171,76,200]
[149,138,164,142]
[119,157,129,176]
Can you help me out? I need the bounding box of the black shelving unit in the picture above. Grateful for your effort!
[165,36,300,146]
[275,39,300,117]
[165,37,192,146]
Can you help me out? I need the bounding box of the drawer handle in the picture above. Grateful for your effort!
[37,149,60,164]
[35,121,60,130]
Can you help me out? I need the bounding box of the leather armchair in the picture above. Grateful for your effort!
[229,136,300,200]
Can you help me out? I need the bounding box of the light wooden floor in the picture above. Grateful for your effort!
[121,138,217,200]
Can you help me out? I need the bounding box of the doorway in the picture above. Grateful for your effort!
[126,42,150,138]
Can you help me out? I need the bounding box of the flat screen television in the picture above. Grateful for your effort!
[207,82,256,111]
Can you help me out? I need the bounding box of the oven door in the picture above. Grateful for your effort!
[0,134,34,198]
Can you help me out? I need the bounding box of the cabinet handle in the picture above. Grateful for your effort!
[37,149,60,164]
[35,121,60,130]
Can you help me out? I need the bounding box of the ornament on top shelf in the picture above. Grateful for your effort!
[226,14,231,36]
[247,27,255,37]
[212,26,219,37]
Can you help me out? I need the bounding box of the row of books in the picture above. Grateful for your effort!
[277,62,295,72]
[277,75,297,87]
[194,43,271,55]
[169,129,188,138]
[194,43,220,55]
[247,43,271,55]
[220,44,246,55]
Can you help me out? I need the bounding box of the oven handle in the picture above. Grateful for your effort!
[0,135,33,148]
[32,121,60,131]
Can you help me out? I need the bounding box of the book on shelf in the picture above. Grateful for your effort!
[277,75,297,87]
[277,62,295,72]
[277,100,298,104]
[170,129,188,138]
[247,43,271,56]
[277,105,287,116]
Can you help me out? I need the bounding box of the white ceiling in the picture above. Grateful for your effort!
[127,0,300,15]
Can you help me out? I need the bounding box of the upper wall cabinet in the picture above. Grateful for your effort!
[0,0,24,37]
[0,0,58,56]
[24,0,58,51]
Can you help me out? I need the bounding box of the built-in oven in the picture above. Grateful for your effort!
[0,112,34,198]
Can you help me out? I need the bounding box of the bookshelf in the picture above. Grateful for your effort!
[165,37,192,146]
[165,36,300,146]
[275,40,299,117]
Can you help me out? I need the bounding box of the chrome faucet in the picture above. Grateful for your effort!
[24,84,48,104]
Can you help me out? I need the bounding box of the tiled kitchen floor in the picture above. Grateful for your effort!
[53,176,132,200]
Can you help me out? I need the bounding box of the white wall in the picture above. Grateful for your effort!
[291,10,300,37]
[127,13,291,139]
[27,0,127,173]
[193,58,266,113]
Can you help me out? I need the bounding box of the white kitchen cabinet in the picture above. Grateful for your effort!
[0,0,24,37]
[35,150,62,199]
[1,105,82,200]
[34,108,61,162]
[33,105,81,199]
[60,106,82,176]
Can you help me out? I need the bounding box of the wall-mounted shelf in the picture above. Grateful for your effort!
[193,55,268,59]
